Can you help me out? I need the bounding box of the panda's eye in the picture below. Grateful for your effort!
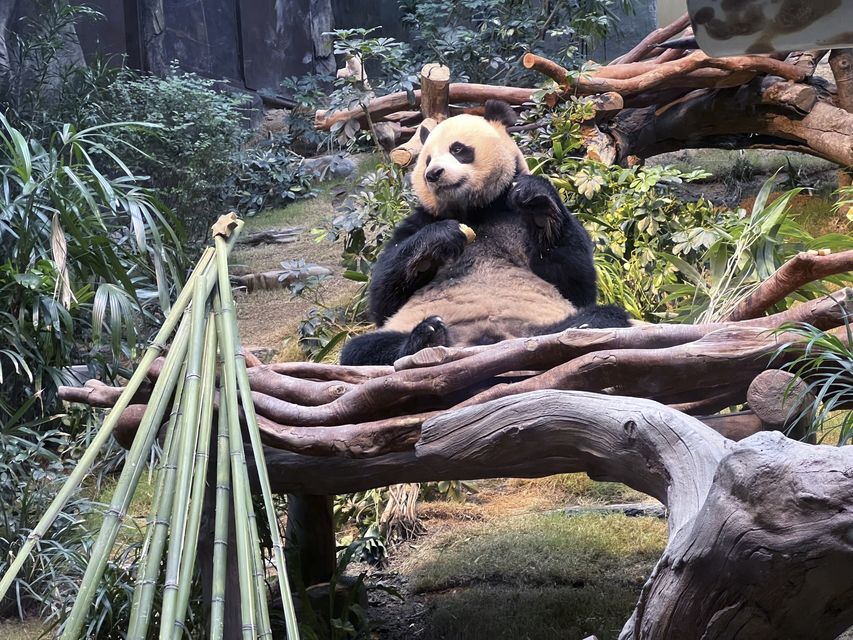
[449,142,475,164]
[426,155,432,165]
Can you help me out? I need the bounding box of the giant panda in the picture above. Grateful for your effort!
[339,100,630,366]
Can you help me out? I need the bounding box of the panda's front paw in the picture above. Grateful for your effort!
[509,175,565,246]
[408,220,467,276]
[400,316,449,356]
[509,175,562,220]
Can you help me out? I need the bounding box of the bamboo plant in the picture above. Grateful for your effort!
[0,213,300,639]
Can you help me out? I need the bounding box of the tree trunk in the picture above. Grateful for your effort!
[285,494,336,587]
[830,49,853,216]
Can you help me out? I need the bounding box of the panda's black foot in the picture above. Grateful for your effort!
[399,316,449,357]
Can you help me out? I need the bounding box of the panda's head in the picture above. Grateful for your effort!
[413,100,529,217]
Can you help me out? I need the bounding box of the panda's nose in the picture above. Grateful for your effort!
[425,167,444,183]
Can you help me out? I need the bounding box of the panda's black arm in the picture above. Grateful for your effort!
[529,223,598,308]
[368,209,467,324]
[510,175,598,308]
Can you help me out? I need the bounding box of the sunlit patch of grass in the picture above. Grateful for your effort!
[0,619,46,640]
[410,512,666,639]
[521,473,649,505]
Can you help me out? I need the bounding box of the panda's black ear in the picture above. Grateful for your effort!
[419,121,433,144]
[484,100,518,128]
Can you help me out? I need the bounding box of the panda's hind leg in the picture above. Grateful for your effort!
[340,316,449,366]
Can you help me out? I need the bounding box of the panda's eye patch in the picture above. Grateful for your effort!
[449,142,475,164]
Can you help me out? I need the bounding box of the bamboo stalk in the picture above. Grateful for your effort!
[213,290,258,640]
[209,373,232,640]
[60,302,198,639]
[0,247,215,604]
[214,233,300,638]
[159,284,214,638]
[248,497,273,639]
[172,316,219,635]
[126,361,188,640]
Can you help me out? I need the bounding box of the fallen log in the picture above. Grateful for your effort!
[236,227,303,246]
[315,84,538,130]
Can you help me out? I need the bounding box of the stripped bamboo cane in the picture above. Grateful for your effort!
[0,247,214,604]
[171,316,219,635]
[126,361,188,640]
[61,303,198,639]
[209,373,232,640]
[159,283,214,638]
[214,233,300,638]
[213,290,258,640]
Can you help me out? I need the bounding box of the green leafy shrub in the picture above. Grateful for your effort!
[399,0,632,84]
[661,180,853,323]
[1,0,113,134]
[292,162,411,360]
[325,28,419,149]
[776,319,853,446]
[280,75,337,154]
[100,65,248,236]
[223,134,317,216]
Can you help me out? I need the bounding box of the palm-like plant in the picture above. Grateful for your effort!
[776,319,853,446]
[0,114,184,415]
[663,177,853,323]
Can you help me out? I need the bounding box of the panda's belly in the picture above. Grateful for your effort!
[384,263,575,346]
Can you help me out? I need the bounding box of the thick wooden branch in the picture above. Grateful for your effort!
[610,83,853,166]
[612,12,690,65]
[255,391,853,638]
[59,290,852,447]
[314,84,538,130]
[725,250,853,321]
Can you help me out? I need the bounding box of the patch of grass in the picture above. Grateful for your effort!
[410,512,666,640]
[412,512,665,591]
[523,473,648,505]
[739,192,850,237]
[427,583,637,640]
[87,474,156,546]
[0,620,45,640]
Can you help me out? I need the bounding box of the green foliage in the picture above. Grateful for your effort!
[776,319,853,446]
[100,64,247,236]
[280,75,337,154]
[662,179,853,323]
[325,28,419,148]
[319,162,413,275]
[399,0,632,84]
[295,161,411,360]
[0,114,183,415]
[1,1,110,133]
[223,134,317,217]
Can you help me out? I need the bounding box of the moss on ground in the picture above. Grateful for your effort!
[408,512,666,640]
